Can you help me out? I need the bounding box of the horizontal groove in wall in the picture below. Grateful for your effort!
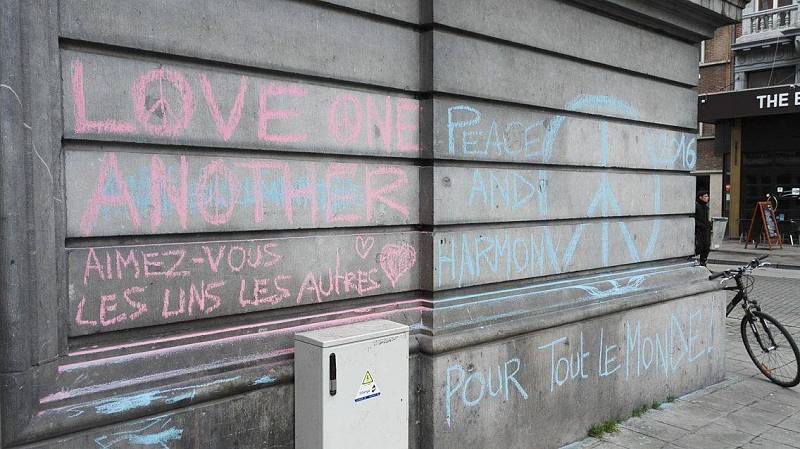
[429,158,691,174]
[66,290,427,354]
[430,259,694,302]
[429,213,693,232]
[297,0,422,28]
[61,140,426,166]
[58,40,699,136]
[430,24,698,90]
[425,91,699,134]
[64,224,424,248]
[59,38,421,97]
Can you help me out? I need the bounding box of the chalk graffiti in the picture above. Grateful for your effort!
[252,375,277,386]
[435,95,695,288]
[94,415,182,449]
[444,358,529,427]
[465,168,547,213]
[437,268,664,332]
[443,306,718,426]
[572,275,646,299]
[67,151,416,237]
[69,234,418,334]
[65,53,419,155]
[61,377,240,418]
[379,243,417,288]
[445,100,696,171]
[435,218,690,289]
[538,309,714,393]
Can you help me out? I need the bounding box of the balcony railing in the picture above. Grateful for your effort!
[741,5,799,37]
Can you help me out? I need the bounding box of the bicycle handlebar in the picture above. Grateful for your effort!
[708,255,769,281]
[709,271,727,280]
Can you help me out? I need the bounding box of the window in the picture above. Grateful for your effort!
[747,66,797,88]
[700,40,706,64]
[758,0,793,11]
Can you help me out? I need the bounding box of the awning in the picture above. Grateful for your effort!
[698,84,800,122]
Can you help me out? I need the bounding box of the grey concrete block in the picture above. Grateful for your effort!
[67,232,421,335]
[59,0,421,90]
[27,381,295,449]
[62,50,420,158]
[65,150,420,237]
[433,217,693,290]
[430,265,701,332]
[431,0,698,86]
[432,167,692,224]
[320,0,420,23]
[431,98,698,171]
[430,30,698,129]
[421,292,726,449]
[569,0,742,41]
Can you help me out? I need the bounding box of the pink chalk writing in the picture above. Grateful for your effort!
[70,59,136,134]
[367,96,392,151]
[258,82,308,143]
[328,94,363,145]
[66,55,420,155]
[380,243,416,287]
[79,153,141,236]
[365,166,410,221]
[72,152,414,236]
[325,163,360,223]
[196,159,241,225]
[70,236,418,334]
[199,74,248,142]
[295,250,382,303]
[150,155,189,231]
[355,235,375,260]
[131,67,195,136]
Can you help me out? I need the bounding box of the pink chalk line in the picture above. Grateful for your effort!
[40,357,289,405]
[62,300,428,370]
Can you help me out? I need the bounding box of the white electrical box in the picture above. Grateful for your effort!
[294,319,409,449]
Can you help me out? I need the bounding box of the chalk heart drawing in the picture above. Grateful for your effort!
[380,243,416,287]
[356,235,375,259]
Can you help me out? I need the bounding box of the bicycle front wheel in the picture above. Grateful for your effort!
[741,311,800,387]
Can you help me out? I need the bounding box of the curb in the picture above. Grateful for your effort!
[707,258,800,271]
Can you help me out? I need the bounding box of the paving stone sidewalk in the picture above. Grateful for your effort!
[561,270,800,449]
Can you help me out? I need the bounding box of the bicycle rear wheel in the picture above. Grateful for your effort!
[741,311,800,387]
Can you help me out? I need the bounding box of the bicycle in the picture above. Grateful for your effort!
[709,255,800,387]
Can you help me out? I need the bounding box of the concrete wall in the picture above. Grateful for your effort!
[421,291,726,449]
[0,1,743,448]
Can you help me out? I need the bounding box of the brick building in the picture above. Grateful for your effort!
[699,0,800,242]
[696,24,736,219]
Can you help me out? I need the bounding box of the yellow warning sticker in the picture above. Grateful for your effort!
[362,371,374,385]
[355,370,381,403]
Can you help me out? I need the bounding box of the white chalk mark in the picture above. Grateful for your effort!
[0,85,55,186]
[0,83,23,107]
[32,142,53,183]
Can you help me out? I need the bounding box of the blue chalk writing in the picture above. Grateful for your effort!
[94,415,183,449]
[536,308,715,393]
[65,376,241,418]
[444,357,529,427]
[253,375,277,385]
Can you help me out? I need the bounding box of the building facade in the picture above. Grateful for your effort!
[699,0,800,241]
[697,25,736,219]
[1,1,744,448]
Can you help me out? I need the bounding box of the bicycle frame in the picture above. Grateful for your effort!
[712,255,800,386]
[723,271,777,354]
[724,275,754,317]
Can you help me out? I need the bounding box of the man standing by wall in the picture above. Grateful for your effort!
[696,190,712,266]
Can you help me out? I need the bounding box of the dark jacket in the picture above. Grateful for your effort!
[695,200,711,236]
